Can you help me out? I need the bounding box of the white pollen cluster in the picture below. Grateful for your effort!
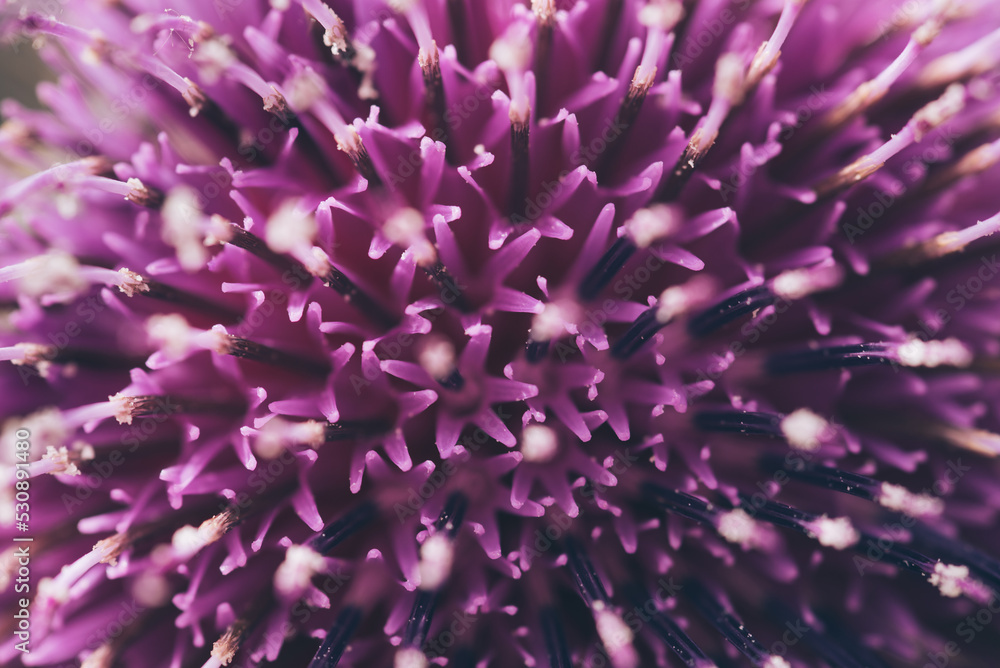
[780,408,833,452]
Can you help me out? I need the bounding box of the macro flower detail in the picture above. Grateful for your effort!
[1,0,1000,666]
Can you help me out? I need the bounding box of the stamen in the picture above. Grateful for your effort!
[310,502,377,555]
[766,343,895,374]
[422,261,471,312]
[214,335,329,376]
[685,53,746,162]
[692,410,783,438]
[813,84,966,198]
[579,237,636,301]
[525,339,550,363]
[735,494,858,550]
[917,26,1000,89]
[896,210,1000,262]
[686,285,774,337]
[540,607,573,668]
[580,206,679,300]
[531,0,556,112]
[324,419,392,443]
[417,337,465,390]
[317,264,400,329]
[746,0,807,89]
[563,536,610,606]
[383,208,438,268]
[508,114,531,222]
[299,0,356,59]
[307,606,363,668]
[623,583,716,668]
[924,138,1000,194]
[211,591,272,666]
[779,408,834,452]
[613,279,715,357]
[685,580,787,667]
[642,483,716,524]
[521,424,560,463]
[819,14,944,131]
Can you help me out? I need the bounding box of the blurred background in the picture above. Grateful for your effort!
[1,3,57,113]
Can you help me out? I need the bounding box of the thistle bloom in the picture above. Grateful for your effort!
[3,0,1000,666]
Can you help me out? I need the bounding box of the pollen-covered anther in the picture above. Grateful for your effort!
[716,508,769,550]
[520,424,560,463]
[16,251,87,302]
[395,647,430,668]
[530,302,575,342]
[265,201,318,254]
[878,483,944,518]
[594,606,639,668]
[169,509,239,562]
[417,533,455,590]
[928,562,975,598]
[763,657,792,668]
[638,0,684,31]
[115,268,150,297]
[124,177,163,208]
[322,14,353,58]
[623,204,680,249]
[780,408,834,452]
[275,544,326,597]
[8,342,55,367]
[770,264,843,300]
[804,515,859,550]
[655,278,716,324]
[384,207,437,267]
[911,83,966,141]
[254,418,325,458]
[417,337,458,385]
[162,186,209,271]
[39,445,83,476]
[895,338,973,368]
[181,77,206,117]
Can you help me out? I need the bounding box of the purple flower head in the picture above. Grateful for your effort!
[2,0,1000,666]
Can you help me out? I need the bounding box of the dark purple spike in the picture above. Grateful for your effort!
[807,607,894,668]
[309,501,377,555]
[324,419,391,442]
[141,279,243,321]
[224,336,330,377]
[507,119,530,221]
[686,285,775,338]
[766,343,894,374]
[693,410,783,437]
[624,583,714,668]
[223,222,307,275]
[540,607,573,668]
[320,266,400,330]
[911,524,1000,591]
[579,237,636,301]
[435,492,468,538]
[563,536,610,606]
[402,590,439,649]
[656,150,701,202]
[734,494,817,532]
[854,532,936,575]
[526,339,550,363]
[307,606,363,668]
[685,579,771,665]
[642,483,717,525]
[435,368,466,391]
[758,455,880,501]
[423,261,472,312]
[611,307,661,359]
